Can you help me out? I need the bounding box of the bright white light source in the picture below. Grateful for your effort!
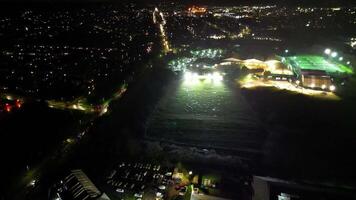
[331,52,337,58]
[329,85,336,91]
[310,83,315,88]
[184,71,193,80]
[102,107,108,114]
[30,179,36,186]
[339,57,343,61]
[321,84,326,89]
[189,171,193,175]
[212,72,223,82]
[324,48,331,55]
[347,61,351,65]
[156,192,163,197]
[285,49,289,53]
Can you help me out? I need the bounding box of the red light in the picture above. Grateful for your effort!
[16,102,22,108]
[5,103,12,112]
[15,99,22,108]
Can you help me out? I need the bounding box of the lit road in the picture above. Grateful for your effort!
[153,7,171,54]
[46,84,127,115]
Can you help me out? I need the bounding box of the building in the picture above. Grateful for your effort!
[188,6,207,14]
[300,70,333,90]
[55,169,110,200]
[252,176,355,200]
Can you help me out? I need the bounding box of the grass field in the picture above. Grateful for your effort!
[284,55,353,74]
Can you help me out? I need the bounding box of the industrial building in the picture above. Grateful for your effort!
[53,169,110,200]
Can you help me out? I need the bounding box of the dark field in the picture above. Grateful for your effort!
[146,73,356,188]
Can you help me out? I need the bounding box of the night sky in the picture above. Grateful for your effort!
[0,0,355,6]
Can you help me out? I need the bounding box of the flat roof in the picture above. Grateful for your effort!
[283,55,353,75]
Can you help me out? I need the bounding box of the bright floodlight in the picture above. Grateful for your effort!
[324,48,331,55]
[30,180,36,186]
[285,49,289,53]
[212,72,223,82]
[339,57,343,61]
[184,71,193,80]
[329,85,336,91]
[189,171,193,175]
[331,52,337,58]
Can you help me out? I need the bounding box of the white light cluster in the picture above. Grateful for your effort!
[184,71,223,83]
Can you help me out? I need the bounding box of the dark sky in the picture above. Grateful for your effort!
[1,0,356,6]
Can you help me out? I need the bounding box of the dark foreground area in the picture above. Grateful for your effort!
[1,62,356,199]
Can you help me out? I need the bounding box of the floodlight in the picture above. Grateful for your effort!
[329,85,336,91]
[324,48,331,55]
[331,52,337,58]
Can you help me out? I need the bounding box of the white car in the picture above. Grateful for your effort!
[134,192,143,198]
[116,188,124,193]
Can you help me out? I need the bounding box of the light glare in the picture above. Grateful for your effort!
[331,52,337,58]
[324,48,331,55]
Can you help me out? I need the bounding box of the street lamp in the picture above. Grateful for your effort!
[324,48,331,55]
[331,52,337,58]
[330,85,336,91]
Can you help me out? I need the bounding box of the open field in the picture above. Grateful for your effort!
[146,77,268,161]
[283,55,353,74]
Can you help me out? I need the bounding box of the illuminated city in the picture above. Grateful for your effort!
[0,1,356,200]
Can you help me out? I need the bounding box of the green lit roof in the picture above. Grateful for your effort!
[283,55,353,74]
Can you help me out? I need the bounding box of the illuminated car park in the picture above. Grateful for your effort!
[105,162,172,200]
[168,48,225,72]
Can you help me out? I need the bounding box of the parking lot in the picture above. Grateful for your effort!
[105,162,174,200]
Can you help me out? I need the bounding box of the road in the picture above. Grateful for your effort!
[153,7,171,54]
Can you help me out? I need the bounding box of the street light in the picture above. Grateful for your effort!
[285,49,289,53]
[324,48,331,55]
[330,85,336,91]
[331,52,337,58]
